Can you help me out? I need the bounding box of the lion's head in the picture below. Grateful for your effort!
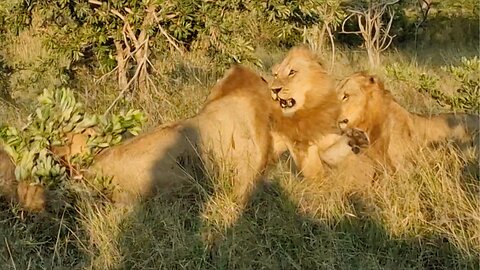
[270,47,334,117]
[336,72,393,133]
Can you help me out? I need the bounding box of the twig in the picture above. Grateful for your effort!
[4,238,16,270]
[104,52,148,115]
[51,208,66,266]
[87,0,102,6]
[94,66,118,84]
[153,13,185,55]
[325,23,336,72]
[96,38,146,84]
[340,13,361,34]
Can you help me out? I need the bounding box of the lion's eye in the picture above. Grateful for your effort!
[288,70,296,76]
[342,93,349,101]
[274,72,278,78]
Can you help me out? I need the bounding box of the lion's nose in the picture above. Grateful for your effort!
[271,87,281,94]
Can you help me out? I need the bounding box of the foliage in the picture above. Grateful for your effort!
[386,57,480,113]
[0,0,348,69]
[441,57,480,112]
[0,56,12,101]
[0,88,145,188]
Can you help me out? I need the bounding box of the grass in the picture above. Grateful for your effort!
[0,38,479,269]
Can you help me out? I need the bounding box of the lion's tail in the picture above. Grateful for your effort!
[412,113,479,144]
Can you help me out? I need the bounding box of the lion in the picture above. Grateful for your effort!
[0,147,46,212]
[269,46,366,179]
[336,71,480,171]
[90,65,279,205]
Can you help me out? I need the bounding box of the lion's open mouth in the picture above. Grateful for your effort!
[279,98,296,109]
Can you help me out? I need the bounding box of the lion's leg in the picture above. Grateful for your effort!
[16,182,47,212]
[321,130,370,166]
[270,131,288,163]
[295,144,324,179]
[320,136,355,166]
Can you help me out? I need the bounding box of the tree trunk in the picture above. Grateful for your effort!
[114,40,128,92]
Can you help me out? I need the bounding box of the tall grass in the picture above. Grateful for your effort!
[0,41,479,269]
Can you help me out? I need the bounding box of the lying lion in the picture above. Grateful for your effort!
[91,65,280,205]
[269,46,365,179]
[336,72,480,171]
[0,147,46,212]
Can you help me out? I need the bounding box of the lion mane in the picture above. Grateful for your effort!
[268,46,363,178]
[91,65,278,204]
[336,71,480,170]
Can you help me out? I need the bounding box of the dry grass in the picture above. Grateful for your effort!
[0,41,479,269]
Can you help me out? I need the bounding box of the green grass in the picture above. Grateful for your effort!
[1,40,479,269]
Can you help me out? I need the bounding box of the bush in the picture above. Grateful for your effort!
[385,57,480,113]
[0,87,145,189]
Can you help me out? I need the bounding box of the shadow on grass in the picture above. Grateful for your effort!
[0,200,87,269]
[113,180,480,270]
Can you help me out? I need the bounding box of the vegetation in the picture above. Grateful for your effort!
[0,0,479,269]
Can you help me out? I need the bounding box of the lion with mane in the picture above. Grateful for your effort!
[336,72,479,171]
[269,46,365,179]
[91,65,279,205]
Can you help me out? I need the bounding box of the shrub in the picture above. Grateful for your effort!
[0,87,145,189]
[385,57,480,113]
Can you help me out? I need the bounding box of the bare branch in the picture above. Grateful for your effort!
[87,0,102,6]
[153,13,185,55]
[325,23,336,71]
[340,13,362,34]
[379,9,396,49]
[124,21,140,48]
[104,54,147,115]
[340,0,398,67]
[110,9,125,21]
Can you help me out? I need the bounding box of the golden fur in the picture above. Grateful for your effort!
[337,72,480,170]
[0,147,46,212]
[0,148,16,202]
[91,65,278,204]
[269,46,362,178]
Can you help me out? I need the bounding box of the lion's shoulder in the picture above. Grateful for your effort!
[205,65,269,105]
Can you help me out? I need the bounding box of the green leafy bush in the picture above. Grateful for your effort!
[0,87,145,188]
[385,57,480,113]
[441,57,479,112]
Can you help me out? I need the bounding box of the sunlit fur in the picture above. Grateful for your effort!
[337,72,479,171]
[91,65,280,205]
[269,47,361,178]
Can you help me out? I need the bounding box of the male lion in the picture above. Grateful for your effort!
[336,72,479,171]
[269,46,364,179]
[91,65,278,205]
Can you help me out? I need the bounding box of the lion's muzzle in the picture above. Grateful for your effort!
[338,118,349,130]
[279,98,296,109]
[271,87,281,101]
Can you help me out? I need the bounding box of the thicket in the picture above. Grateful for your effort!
[1,0,478,97]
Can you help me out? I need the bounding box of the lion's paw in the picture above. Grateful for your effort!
[345,128,370,154]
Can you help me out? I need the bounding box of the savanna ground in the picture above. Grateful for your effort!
[0,1,479,269]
